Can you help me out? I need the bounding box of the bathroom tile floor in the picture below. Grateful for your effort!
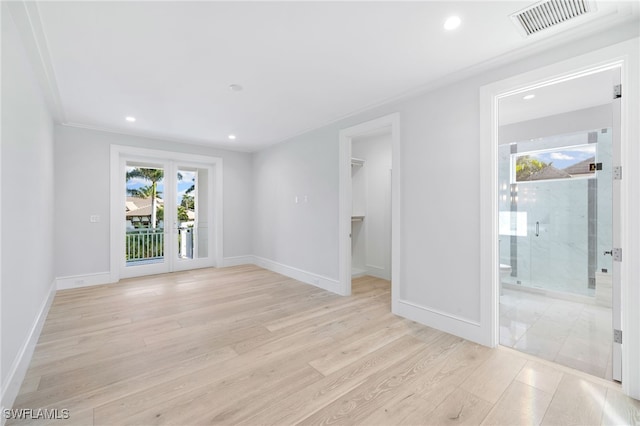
[500,288,613,380]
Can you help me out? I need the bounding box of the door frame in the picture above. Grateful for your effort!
[110,145,223,281]
[338,113,400,309]
[479,38,639,398]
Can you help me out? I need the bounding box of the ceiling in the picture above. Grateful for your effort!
[499,68,617,125]
[12,1,640,151]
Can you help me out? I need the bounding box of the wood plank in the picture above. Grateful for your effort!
[7,266,638,426]
[459,347,527,404]
[480,381,553,426]
[601,388,640,426]
[541,374,607,426]
[360,339,493,425]
[297,332,464,425]
[241,335,431,425]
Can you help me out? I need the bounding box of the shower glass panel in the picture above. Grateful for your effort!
[498,128,612,297]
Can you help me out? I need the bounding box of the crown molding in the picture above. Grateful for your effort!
[6,1,66,123]
[61,122,254,154]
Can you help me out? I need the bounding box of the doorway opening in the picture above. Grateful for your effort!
[350,128,392,281]
[338,113,400,310]
[496,68,621,381]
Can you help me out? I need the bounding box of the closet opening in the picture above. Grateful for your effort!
[338,112,400,307]
[350,128,392,281]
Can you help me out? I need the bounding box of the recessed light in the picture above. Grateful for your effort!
[444,16,461,31]
[125,116,136,122]
[228,134,237,140]
[229,84,243,92]
[523,94,536,100]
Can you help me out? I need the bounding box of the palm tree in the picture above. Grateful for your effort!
[177,172,195,194]
[126,168,163,228]
[127,185,162,198]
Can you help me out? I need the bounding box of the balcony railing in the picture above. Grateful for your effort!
[126,228,164,264]
[125,227,195,265]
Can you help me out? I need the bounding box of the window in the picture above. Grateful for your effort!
[513,144,596,182]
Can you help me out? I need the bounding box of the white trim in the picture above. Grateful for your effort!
[395,300,484,345]
[0,3,3,420]
[5,2,65,122]
[253,256,341,294]
[363,264,390,281]
[480,38,639,398]
[338,113,401,308]
[223,255,342,292]
[110,145,224,282]
[1,280,56,417]
[479,80,500,349]
[62,122,252,154]
[222,255,256,267]
[55,272,111,290]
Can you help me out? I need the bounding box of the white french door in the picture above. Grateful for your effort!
[111,146,222,280]
[122,157,169,277]
[172,162,214,272]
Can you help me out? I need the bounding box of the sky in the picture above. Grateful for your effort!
[126,167,196,204]
[524,144,596,170]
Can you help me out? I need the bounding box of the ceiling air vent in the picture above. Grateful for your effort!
[510,0,596,37]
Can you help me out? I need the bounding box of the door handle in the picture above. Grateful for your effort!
[535,221,539,237]
[604,250,612,256]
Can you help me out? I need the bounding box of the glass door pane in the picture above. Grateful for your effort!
[174,164,211,270]
[124,163,166,270]
[500,130,603,296]
[177,168,195,260]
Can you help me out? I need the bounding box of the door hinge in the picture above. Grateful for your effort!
[614,84,622,99]
[613,247,622,262]
[614,329,623,344]
[613,166,622,180]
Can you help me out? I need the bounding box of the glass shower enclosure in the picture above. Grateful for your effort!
[498,128,612,298]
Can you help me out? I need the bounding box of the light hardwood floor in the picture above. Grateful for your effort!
[8,265,640,425]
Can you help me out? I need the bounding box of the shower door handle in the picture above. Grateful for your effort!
[535,221,539,237]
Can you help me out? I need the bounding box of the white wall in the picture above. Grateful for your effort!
[499,104,612,145]
[352,132,392,280]
[252,26,638,340]
[252,129,339,279]
[54,125,253,279]
[1,5,56,411]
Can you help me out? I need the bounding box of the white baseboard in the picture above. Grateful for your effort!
[351,267,367,278]
[56,272,111,290]
[222,255,256,267]
[364,264,391,281]
[222,255,341,295]
[1,280,56,421]
[395,299,486,346]
[252,256,341,294]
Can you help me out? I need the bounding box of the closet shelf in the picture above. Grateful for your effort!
[351,215,365,222]
[351,158,365,167]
